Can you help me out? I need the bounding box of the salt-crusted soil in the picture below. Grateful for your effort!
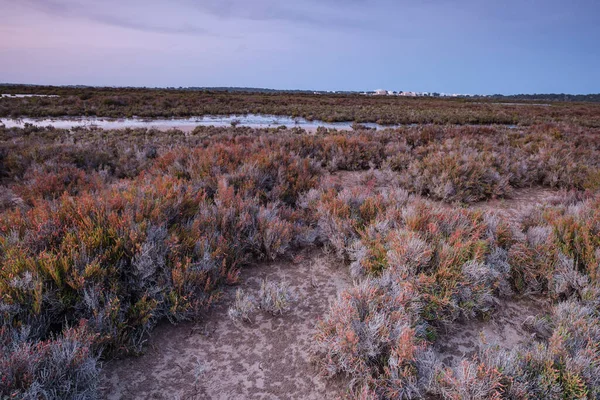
[435,297,549,367]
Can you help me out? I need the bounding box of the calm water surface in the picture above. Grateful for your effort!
[0,114,394,131]
[0,115,520,131]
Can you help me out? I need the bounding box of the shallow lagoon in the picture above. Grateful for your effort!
[0,114,394,131]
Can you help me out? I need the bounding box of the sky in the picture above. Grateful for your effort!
[1,0,599,94]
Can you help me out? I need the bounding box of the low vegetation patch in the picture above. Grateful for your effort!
[228,279,295,323]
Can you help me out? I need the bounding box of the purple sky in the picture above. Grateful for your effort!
[1,0,599,94]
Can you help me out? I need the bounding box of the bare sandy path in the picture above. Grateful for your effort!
[435,297,549,367]
[100,249,350,400]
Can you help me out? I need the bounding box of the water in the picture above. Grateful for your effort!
[0,115,521,131]
[1,94,59,98]
[0,114,394,131]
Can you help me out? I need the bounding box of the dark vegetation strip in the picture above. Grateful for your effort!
[2,86,600,127]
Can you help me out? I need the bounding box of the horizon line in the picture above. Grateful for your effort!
[1,82,599,98]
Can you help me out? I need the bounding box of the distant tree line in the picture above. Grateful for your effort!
[483,93,600,103]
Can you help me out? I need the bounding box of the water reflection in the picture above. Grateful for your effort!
[1,94,59,98]
[0,114,394,131]
[0,114,520,131]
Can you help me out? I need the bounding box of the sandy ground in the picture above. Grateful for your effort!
[100,249,350,400]
[435,297,548,367]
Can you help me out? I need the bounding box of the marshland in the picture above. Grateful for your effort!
[1,86,599,399]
